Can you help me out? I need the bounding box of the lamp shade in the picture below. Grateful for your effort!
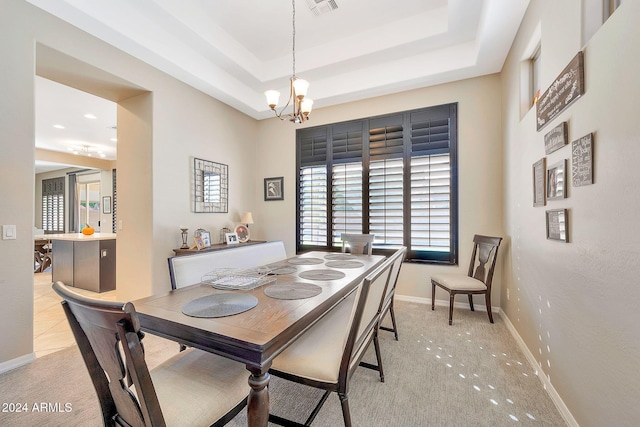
[241,212,254,225]
[292,78,309,99]
[300,98,313,115]
[264,90,280,109]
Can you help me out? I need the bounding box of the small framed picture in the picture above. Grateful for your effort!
[194,235,206,250]
[546,159,567,200]
[546,209,568,242]
[264,176,284,201]
[235,225,250,243]
[532,158,546,207]
[200,231,211,247]
[102,196,112,214]
[225,232,239,245]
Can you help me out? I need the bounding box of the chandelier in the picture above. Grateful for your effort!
[264,0,313,123]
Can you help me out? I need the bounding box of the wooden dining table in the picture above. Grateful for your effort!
[132,251,385,427]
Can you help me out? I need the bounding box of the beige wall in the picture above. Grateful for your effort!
[0,0,258,366]
[501,0,640,425]
[255,74,505,304]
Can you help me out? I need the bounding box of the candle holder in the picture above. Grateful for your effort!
[180,227,189,249]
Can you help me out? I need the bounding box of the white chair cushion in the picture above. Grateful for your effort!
[150,348,248,426]
[431,273,487,291]
[271,291,357,384]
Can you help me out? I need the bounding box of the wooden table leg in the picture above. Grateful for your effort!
[246,364,270,427]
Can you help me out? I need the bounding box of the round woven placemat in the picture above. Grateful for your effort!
[269,266,298,275]
[298,269,346,281]
[182,293,258,318]
[325,260,364,269]
[264,282,322,300]
[287,257,325,265]
[324,254,355,260]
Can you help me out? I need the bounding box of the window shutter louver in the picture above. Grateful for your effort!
[332,162,363,246]
[369,158,404,246]
[42,177,65,234]
[299,128,329,166]
[299,166,328,246]
[369,114,404,159]
[332,121,363,161]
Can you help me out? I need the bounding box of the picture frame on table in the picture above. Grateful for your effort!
[546,159,567,200]
[194,229,212,247]
[193,235,206,250]
[225,232,239,245]
[235,225,250,243]
[264,176,284,201]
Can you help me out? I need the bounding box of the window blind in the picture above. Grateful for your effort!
[42,177,65,233]
[299,166,328,246]
[332,162,363,246]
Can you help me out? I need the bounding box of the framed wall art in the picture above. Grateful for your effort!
[572,133,594,187]
[102,196,112,214]
[194,157,228,213]
[544,122,568,155]
[533,158,546,207]
[264,176,284,201]
[546,208,568,242]
[546,159,567,200]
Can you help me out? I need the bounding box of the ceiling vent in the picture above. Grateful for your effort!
[306,0,338,16]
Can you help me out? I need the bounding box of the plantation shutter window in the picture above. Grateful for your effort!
[42,177,65,234]
[296,103,458,263]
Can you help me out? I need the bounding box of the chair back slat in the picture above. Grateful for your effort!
[53,282,164,427]
[381,247,407,311]
[469,235,503,288]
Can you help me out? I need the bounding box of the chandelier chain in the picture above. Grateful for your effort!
[292,0,296,78]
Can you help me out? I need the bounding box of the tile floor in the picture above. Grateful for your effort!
[33,272,116,358]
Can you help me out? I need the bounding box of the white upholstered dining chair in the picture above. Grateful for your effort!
[268,254,395,427]
[340,233,375,255]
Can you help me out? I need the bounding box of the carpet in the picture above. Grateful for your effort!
[0,301,566,426]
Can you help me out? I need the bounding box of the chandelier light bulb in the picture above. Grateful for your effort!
[292,78,309,99]
[301,98,313,115]
[264,90,281,109]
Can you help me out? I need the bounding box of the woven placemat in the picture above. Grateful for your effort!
[324,254,355,260]
[264,281,322,300]
[287,257,325,265]
[325,260,364,269]
[269,266,298,275]
[182,293,258,318]
[298,269,346,281]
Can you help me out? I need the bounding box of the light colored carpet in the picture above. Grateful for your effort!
[0,301,566,426]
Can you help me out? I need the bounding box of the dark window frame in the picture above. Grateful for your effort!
[296,103,458,264]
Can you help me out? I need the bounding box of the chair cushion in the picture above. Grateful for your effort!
[271,291,357,384]
[150,348,248,426]
[431,273,487,291]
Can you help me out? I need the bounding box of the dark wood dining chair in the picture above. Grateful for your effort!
[52,281,249,427]
[340,233,375,255]
[378,247,407,340]
[431,235,503,325]
[268,255,394,427]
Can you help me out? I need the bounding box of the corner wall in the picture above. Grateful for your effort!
[500,1,640,425]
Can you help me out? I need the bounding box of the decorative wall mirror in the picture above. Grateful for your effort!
[194,157,228,213]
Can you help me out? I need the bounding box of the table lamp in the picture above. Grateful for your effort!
[241,212,254,228]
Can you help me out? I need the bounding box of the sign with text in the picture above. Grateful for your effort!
[536,52,584,131]
[544,122,568,155]
[572,133,594,187]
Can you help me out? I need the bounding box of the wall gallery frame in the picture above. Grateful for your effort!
[546,208,568,242]
[546,159,567,200]
[572,133,594,187]
[102,196,111,214]
[533,158,546,207]
[264,176,284,201]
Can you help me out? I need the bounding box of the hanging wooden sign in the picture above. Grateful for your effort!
[544,122,568,155]
[536,52,584,131]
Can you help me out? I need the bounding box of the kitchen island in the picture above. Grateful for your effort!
[36,233,116,293]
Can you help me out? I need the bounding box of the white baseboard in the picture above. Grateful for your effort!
[395,294,578,426]
[0,352,36,375]
[499,310,579,427]
[395,294,500,313]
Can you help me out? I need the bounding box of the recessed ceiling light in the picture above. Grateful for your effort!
[84,113,97,119]
[100,153,106,158]
[53,124,65,129]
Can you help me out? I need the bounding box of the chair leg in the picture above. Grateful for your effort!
[338,393,352,427]
[431,282,436,310]
[448,293,455,325]
[485,293,494,323]
[388,303,399,340]
[468,294,475,311]
[373,334,385,383]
